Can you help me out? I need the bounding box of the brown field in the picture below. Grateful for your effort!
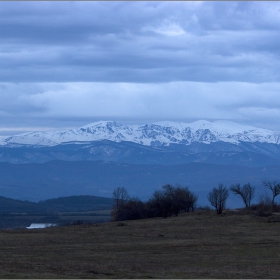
[0,210,280,279]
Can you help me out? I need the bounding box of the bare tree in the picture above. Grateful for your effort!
[148,190,169,218]
[111,187,130,221]
[262,180,280,208]
[112,187,129,208]
[162,184,175,216]
[230,183,255,208]
[208,184,229,214]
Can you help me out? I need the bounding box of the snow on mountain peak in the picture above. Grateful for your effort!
[0,120,280,147]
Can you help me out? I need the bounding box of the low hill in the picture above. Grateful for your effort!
[38,195,114,212]
[0,195,113,214]
[0,195,114,229]
[0,196,43,213]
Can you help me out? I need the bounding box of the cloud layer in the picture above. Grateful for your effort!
[1,2,280,134]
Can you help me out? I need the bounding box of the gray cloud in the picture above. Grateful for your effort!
[0,2,280,83]
[1,81,280,133]
[1,2,280,133]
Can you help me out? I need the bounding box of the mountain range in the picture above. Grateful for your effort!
[1,120,280,206]
[1,120,280,147]
[0,120,280,166]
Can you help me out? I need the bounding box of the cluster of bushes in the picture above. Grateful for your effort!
[111,180,280,221]
[111,184,198,221]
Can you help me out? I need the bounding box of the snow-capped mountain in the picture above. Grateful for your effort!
[0,120,280,147]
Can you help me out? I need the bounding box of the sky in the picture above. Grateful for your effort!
[1,1,280,135]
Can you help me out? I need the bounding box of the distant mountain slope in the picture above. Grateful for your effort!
[0,160,279,207]
[38,195,114,212]
[1,120,280,147]
[1,140,280,167]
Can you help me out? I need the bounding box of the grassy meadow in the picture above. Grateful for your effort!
[0,210,280,279]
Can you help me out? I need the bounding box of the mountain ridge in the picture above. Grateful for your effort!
[0,120,280,147]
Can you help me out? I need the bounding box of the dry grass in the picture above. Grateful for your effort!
[0,211,280,278]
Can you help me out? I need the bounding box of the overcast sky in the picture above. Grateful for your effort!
[1,1,280,135]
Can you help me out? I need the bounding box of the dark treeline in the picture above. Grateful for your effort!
[111,180,280,221]
[111,184,198,221]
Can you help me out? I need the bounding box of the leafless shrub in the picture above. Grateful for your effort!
[262,180,280,210]
[111,184,198,221]
[253,194,272,217]
[148,184,198,218]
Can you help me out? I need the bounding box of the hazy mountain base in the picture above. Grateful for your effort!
[0,195,114,213]
[1,140,280,166]
[0,140,279,209]
[0,160,279,207]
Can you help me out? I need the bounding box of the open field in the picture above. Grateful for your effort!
[0,211,280,278]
